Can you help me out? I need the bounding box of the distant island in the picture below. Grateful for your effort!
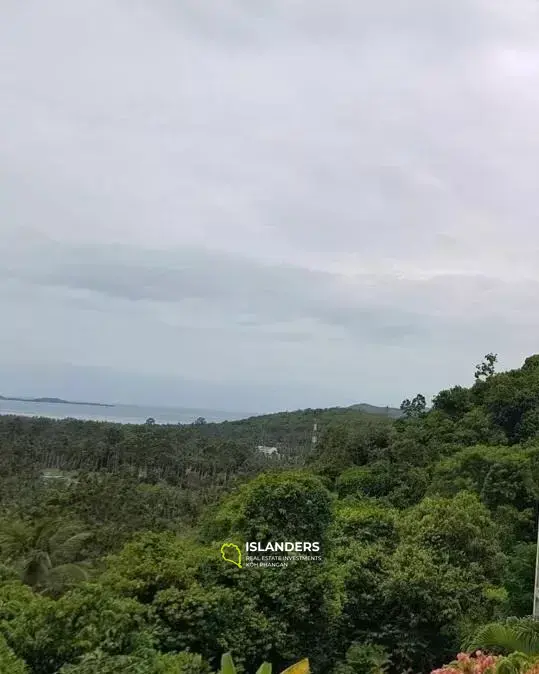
[0,395,114,408]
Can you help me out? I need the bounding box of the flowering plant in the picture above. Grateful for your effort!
[431,651,539,674]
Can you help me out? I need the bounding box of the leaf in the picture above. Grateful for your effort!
[466,620,539,656]
[220,652,238,674]
[280,659,309,674]
[256,664,272,674]
[49,563,90,581]
[51,532,93,565]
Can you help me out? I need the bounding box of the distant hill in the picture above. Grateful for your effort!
[0,395,114,408]
[347,403,403,418]
[176,402,399,449]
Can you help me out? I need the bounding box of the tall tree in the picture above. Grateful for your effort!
[474,353,498,381]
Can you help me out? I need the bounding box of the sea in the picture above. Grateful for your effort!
[0,399,253,425]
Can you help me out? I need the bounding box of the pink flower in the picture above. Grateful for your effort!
[430,651,502,674]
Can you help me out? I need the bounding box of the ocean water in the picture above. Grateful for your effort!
[0,399,252,425]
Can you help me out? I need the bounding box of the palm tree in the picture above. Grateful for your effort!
[465,618,539,656]
[0,517,92,596]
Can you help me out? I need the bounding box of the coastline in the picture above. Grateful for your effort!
[0,395,114,407]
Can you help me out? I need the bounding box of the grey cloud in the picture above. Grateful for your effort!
[2,0,539,410]
[3,0,539,268]
[3,240,534,347]
[2,240,430,342]
[149,0,532,50]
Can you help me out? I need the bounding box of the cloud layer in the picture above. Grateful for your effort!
[2,0,539,411]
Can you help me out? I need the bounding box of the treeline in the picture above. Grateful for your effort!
[0,405,389,482]
[0,415,262,483]
[1,354,539,672]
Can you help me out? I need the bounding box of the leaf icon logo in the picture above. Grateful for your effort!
[220,543,242,568]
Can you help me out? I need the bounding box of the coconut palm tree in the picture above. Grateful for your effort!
[0,517,92,596]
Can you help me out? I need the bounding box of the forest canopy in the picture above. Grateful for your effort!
[2,353,539,673]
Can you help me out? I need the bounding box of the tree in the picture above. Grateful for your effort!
[218,471,333,543]
[478,357,539,442]
[151,582,274,670]
[145,417,156,425]
[194,417,207,425]
[432,387,474,418]
[333,539,496,673]
[0,518,92,596]
[100,532,203,604]
[398,492,505,580]
[332,502,398,549]
[429,446,539,512]
[503,543,536,616]
[336,464,394,500]
[474,353,498,382]
[400,394,427,419]
[2,583,152,674]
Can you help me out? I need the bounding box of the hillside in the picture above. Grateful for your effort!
[190,404,395,448]
[3,353,539,673]
[348,402,402,418]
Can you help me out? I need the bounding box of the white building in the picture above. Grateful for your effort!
[257,445,279,457]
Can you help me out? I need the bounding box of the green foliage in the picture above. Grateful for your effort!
[203,471,333,544]
[336,460,429,510]
[464,617,539,656]
[503,543,536,616]
[0,517,92,595]
[332,501,397,548]
[336,465,393,500]
[4,353,539,673]
[1,583,152,674]
[432,650,538,674]
[58,649,211,673]
[399,491,505,580]
[0,633,28,674]
[430,446,539,511]
[154,651,212,673]
[399,394,427,419]
[333,540,491,673]
[0,563,19,583]
[310,419,395,478]
[332,643,389,674]
[58,652,157,673]
[100,532,204,603]
[151,581,272,668]
[475,353,498,382]
[476,356,539,443]
[432,386,474,418]
[218,652,309,674]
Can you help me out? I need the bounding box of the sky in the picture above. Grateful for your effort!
[2,0,539,414]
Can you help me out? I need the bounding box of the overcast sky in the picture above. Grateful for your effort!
[1,0,539,414]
